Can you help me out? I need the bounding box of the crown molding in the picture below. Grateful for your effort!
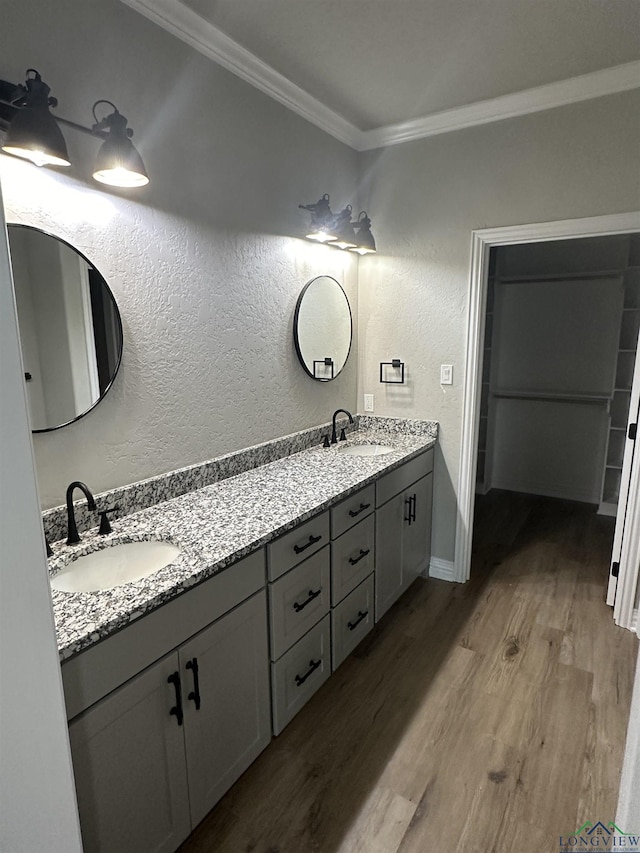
[119,0,640,152]
[120,0,363,149]
[358,61,640,150]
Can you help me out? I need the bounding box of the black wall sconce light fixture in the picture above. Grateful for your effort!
[0,69,149,188]
[299,193,376,255]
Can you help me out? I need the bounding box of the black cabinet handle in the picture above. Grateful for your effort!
[295,658,321,686]
[293,533,322,554]
[186,657,201,711]
[411,493,417,523]
[348,502,371,518]
[348,610,369,631]
[293,588,322,612]
[405,496,412,525]
[348,548,370,566]
[167,672,183,726]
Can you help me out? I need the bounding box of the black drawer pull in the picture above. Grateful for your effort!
[293,533,322,554]
[348,548,370,566]
[348,502,371,518]
[348,610,369,631]
[295,658,321,686]
[411,493,417,523]
[167,672,183,726]
[293,588,322,612]
[186,657,201,710]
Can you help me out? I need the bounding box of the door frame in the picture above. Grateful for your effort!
[455,211,640,584]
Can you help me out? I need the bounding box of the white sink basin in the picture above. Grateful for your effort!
[50,540,182,593]
[338,443,395,457]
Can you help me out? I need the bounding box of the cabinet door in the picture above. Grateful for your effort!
[375,491,407,621]
[68,652,191,853]
[403,472,433,587]
[181,590,271,827]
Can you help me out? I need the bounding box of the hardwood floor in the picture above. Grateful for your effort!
[179,492,638,853]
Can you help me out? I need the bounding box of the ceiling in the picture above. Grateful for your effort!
[123,0,640,149]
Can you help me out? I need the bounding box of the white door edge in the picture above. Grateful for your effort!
[607,327,640,610]
[615,417,640,628]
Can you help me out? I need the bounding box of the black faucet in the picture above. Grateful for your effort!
[66,481,97,545]
[331,408,354,444]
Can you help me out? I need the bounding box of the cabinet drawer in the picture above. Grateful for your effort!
[268,546,330,660]
[331,574,374,671]
[330,483,375,539]
[376,449,434,507]
[267,511,330,582]
[271,615,331,735]
[331,514,375,606]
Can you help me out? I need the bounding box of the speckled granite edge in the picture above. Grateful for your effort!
[43,415,438,543]
[358,415,438,437]
[50,420,438,661]
[43,416,363,542]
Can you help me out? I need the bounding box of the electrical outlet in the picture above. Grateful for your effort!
[364,394,374,412]
[440,364,453,385]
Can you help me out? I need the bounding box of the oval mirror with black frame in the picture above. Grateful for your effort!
[7,224,123,432]
[294,275,352,381]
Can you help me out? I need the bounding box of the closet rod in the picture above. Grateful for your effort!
[495,271,624,285]
[492,390,611,406]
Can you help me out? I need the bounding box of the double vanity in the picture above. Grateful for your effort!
[46,415,436,853]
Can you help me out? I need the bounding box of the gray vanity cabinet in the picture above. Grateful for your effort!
[267,511,332,734]
[63,552,271,853]
[69,650,191,853]
[375,494,406,620]
[179,590,271,827]
[329,484,376,670]
[375,450,434,621]
[402,472,433,586]
[331,574,375,670]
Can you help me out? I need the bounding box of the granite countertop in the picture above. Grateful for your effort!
[49,424,436,661]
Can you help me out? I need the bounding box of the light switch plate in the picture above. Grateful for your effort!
[440,364,453,385]
[364,394,374,412]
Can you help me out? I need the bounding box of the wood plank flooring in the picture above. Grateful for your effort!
[179,492,638,853]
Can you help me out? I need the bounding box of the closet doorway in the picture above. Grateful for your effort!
[477,236,637,511]
[456,213,640,628]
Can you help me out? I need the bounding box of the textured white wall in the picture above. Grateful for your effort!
[357,91,640,562]
[1,0,359,508]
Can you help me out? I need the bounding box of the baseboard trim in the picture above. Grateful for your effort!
[428,557,457,582]
[598,501,618,517]
[490,479,600,505]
